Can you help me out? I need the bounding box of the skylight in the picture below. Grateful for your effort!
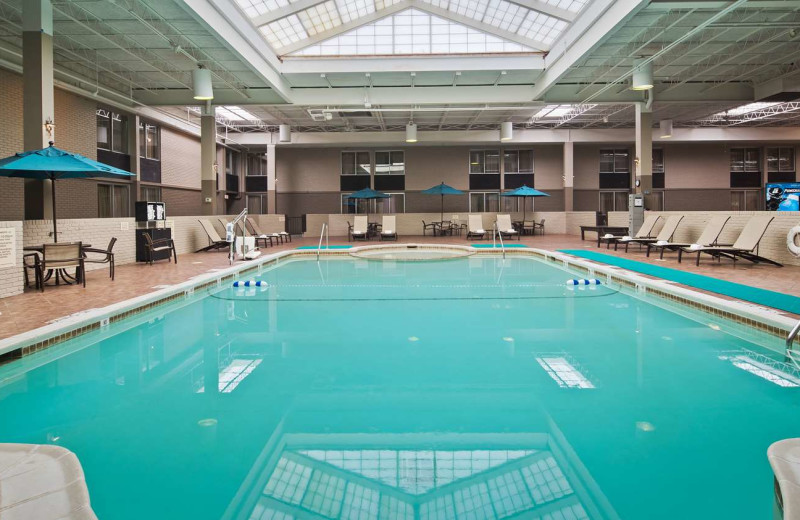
[531,104,574,120]
[536,356,594,388]
[235,0,289,17]
[715,102,780,117]
[292,8,533,56]
[216,106,259,121]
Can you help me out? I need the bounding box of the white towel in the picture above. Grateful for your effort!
[656,240,669,246]
[506,229,517,233]
[688,243,702,250]
[382,229,393,234]
[476,229,485,233]
[620,236,632,241]
[603,233,614,239]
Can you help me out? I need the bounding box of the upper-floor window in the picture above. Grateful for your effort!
[247,153,267,176]
[97,109,128,154]
[139,122,159,160]
[652,149,664,173]
[375,151,404,175]
[341,151,371,175]
[730,148,760,172]
[599,149,629,173]
[225,149,238,176]
[98,183,130,218]
[503,150,534,173]
[470,150,500,174]
[767,147,795,172]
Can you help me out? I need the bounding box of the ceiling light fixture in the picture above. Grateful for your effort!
[500,121,513,141]
[279,124,291,143]
[406,122,417,143]
[631,58,653,91]
[660,119,673,138]
[192,66,214,100]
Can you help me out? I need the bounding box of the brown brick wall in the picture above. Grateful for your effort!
[162,186,202,216]
[0,70,25,220]
[161,127,201,189]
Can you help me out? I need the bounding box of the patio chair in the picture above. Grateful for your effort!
[197,219,229,252]
[83,237,116,280]
[597,215,661,249]
[380,215,397,241]
[496,214,520,240]
[622,215,683,252]
[646,215,730,259]
[350,215,369,241]
[143,233,177,265]
[466,214,486,240]
[422,221,437,236]
[245,217,276,248]
[678,215,781,267]
[534,219,546,236]
[248,217,291,245]
[22,253,42,290]
[40,242,86,290]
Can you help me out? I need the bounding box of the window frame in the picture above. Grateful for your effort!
[599,149,630,174]
[96,108,128,154]
[374,150,405,175]
[378,192,406,213]
[469,150,501,174]
[730,189,762,211]
[730,147,760,173]
[97,183,130,218]
[140,185,162,202]
[139,121,160,161]
[341,151,371,176]
[503,149,534,174]
[767,147,795,173]
[652,148,665,173]
[468,191,500,212]
[598,190,630,212]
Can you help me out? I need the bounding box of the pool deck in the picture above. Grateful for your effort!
[1,233,798,341]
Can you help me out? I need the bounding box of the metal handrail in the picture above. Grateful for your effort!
[787,319,800,350]
[494,223,506,259]
[228,208,248,265]
[317,223,329,261]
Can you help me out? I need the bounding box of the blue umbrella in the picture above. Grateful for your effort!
[421,182,463,223]
[501,185,549,222]
[346,187,390,218]
[0,144,135,241]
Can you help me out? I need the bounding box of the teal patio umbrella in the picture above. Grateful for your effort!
[0,144,135,241]
[501,185,549,223]
[347,187,390,220]
[421,181,463,223]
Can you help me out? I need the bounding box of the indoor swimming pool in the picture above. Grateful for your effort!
[0,254,797,520]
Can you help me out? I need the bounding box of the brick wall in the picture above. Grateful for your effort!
[162,186,202,216]
[161,128,201,189]
[53,89,96,160]
[0,70,25,221]
[0,221,24,298]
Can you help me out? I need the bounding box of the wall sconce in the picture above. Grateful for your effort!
[44,118,55,138]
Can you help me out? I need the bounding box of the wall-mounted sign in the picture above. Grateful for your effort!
[767,183,800,211]
[0,228,17,269]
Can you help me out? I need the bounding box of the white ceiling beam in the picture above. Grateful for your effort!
[276,1,413,55]
[530,0,648,99]
[280,54,545,74]
[290,85,538,105]
[507,0,576,21]
[412,2,550,51]
[251,0,327,26]
[645,0,796,9]
[178,0,294,102]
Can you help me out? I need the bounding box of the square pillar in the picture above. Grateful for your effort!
[563,141,574,212]
[201,106,218,215]
[128,114,141,209]
[266,144,276,214]
[635,103,653,207]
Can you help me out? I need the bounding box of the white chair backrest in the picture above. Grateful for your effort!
[635,215,660,238]
[655,215,683,241]
[199,219,223,242]
[353,215,368,233]
[496,214,513,231]
[44,242,81,269]
[382,215,395,232]
[468,214,483,231]
[733,215,774,251]
[696,215,730,246]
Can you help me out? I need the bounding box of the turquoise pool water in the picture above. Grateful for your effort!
[0,255,797,520]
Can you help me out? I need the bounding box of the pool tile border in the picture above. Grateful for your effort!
[0,243,796,364]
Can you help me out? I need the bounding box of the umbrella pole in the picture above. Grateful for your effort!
[51,177,58,243]
[441,194,444,224]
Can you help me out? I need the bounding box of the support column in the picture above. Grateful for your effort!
[266,144,276,214]
[635,102,653,208]
[128,115,141,208]
[563,141,574,212]
[22,0,55,221]
[201,105,217,215]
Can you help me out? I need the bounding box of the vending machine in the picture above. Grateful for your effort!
[629,194,644,236]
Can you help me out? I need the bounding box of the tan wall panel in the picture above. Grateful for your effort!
[161,128,201,189]
[0,70,25,220]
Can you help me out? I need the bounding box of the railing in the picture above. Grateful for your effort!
[787,319,800,350]
[317,223,329,261]
[493,223,506,259]
[228,207,248,265]
[285,216,305,235]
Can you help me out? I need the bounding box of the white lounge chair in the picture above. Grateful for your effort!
[350,215,369,241]
[598,215,661,249]
[622,214,684,252]
[466,214,486,240]
[380,215,397,241]
[678,215,781,267]
[646,215,730,259]
[496,214,519,241]
[197,219,229,252]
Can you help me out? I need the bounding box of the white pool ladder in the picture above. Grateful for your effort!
[492,223,506,259]
[317,223,329,261]
[787,319,800,350]
[228,207,248,265]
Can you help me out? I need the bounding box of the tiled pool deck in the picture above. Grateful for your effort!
[1,233,798,341]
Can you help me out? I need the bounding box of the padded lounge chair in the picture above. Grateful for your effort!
[40,242,86,290]
[646,215,730,259]
[466,214,486,240]
[197,219,229,252]
[245,217,277,248]
[380,215,397,241]
[622,215,684,252]
[350,215,369,241]
[496,214,519,240]
[597,215,661,249]
[678,215,781,267]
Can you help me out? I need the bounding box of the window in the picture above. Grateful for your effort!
[378,193,405,213]
[599,191,629,212]
[139,122,159,160]
[140,185,162,202]
[375,151,404,175]
[650,191,664,211]
[97,109,128,154]
[730,148,760,172]
[767,147,795,182]
[503,150,534,173]
[502,196,534,213]
[470,150,500,174]
[248,194,267,214]
[341,193,371,214]
[98,184,130,218]
[469,192,500,212]
[600,149,629,173]
[341,151,371,175]
[652,149,664,173]
[731,190,761,211]
[247,153,267,176]
[225,149,238,176]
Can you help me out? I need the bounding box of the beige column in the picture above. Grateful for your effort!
[266,144,276,214]
[128,115,141,208]
[22,0,55,221]
[563,140,574,212]
[635,102,653,207]
[201,105,217,215]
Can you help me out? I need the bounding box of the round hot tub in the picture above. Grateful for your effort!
[348,244,475,261]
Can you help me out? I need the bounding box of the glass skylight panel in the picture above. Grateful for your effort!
[482,0,527,33]
[532,104,574,120]
[518,11,567,45]
[445,0,490,21]
[216,106,259,121]
[235,0,289,17]
[297,1,341,36]
[261,14,309,48]
[536,357,594,388]
[335,0,375,23]
[542,0,587,12]
[714,102,780,117]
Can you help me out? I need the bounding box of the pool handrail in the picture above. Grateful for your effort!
[787,318,800,350]
[317,223,329,261]
[493,223,506,259]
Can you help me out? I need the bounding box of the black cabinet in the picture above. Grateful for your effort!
[136,228,172,263]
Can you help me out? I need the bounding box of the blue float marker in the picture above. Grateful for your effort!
[233,280,267,288]
[566,279,601,286]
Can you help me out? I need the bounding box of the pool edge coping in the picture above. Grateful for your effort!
[0,244,796,360]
